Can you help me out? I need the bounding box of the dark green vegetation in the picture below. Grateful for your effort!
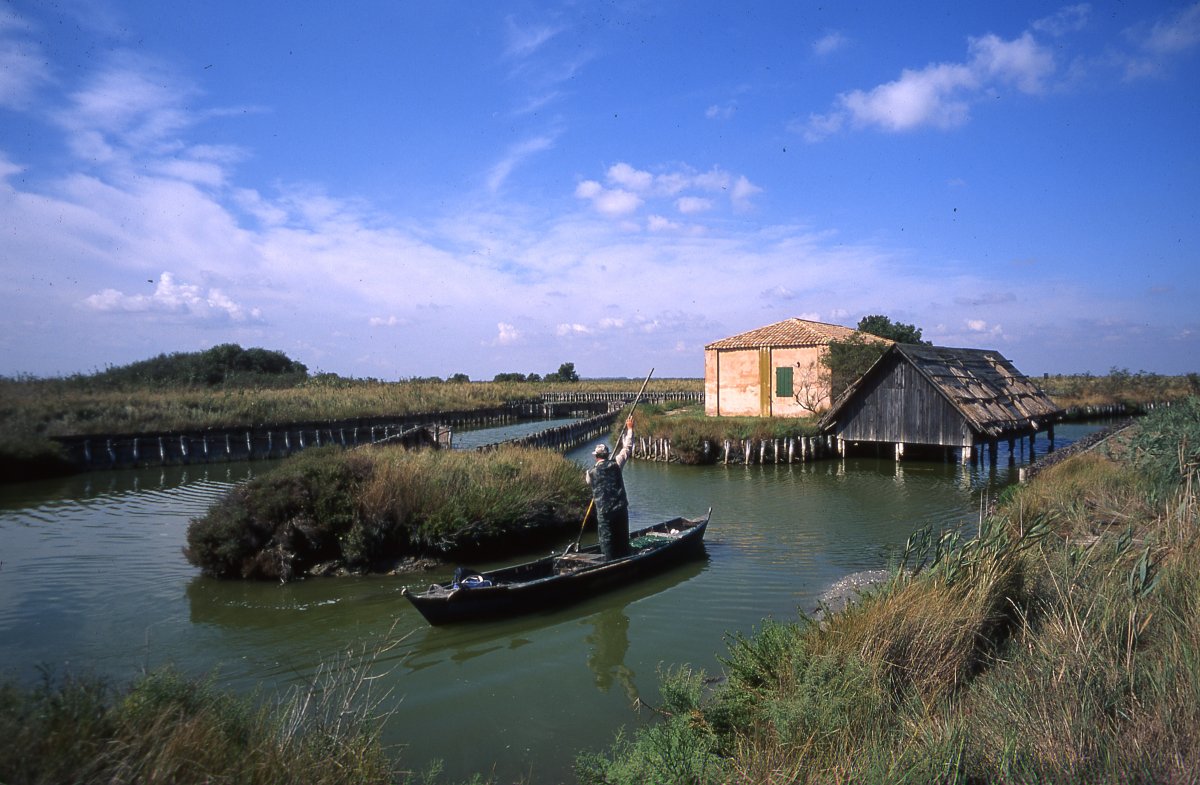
[76,344,309,389]
[185,444,590,580]
[823,314,929,398]
[0,665,401,785]
[577,398,1200,784]
[493,361,581,383]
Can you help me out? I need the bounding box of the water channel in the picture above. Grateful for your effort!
[0,420,1107,782]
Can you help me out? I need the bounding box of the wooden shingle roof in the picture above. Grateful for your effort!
[705,318,889,350]
[822,344,1061,438]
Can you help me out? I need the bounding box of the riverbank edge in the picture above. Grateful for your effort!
[1,387,1180,482]
[575,398,1200,784]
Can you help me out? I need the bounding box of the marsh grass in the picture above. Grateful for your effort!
[1044,370,1199,411]
[0,662,400,785]
[579,398,1200,784]
[0,377,701,439]
[632,404,820,464]
[185,444,590,580]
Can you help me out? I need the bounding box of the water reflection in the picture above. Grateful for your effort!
[0,419,1115,784]
[583,607,637,702]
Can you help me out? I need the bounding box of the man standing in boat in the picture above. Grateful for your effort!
[586,416,635,560]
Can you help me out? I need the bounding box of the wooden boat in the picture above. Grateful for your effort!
[402,509,711,625]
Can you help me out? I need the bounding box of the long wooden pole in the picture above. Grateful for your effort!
[567,368,655,554]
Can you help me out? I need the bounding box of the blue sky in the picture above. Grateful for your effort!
[1,1,1197,380]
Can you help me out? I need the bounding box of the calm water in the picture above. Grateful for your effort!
[0,422,1105,782]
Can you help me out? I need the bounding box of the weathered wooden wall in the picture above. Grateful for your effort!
[828,354,974,448]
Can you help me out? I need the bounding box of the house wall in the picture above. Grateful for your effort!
[828,355,974,447]
[704,345,832,418]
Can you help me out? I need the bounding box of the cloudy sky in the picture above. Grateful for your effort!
[1,1,1197,380]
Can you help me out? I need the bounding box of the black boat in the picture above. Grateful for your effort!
[402,509,711,625]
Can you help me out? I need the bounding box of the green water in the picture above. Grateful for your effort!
[0,423,1105,782]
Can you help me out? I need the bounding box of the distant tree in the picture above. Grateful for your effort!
[526,373,542,382]
[447,373,471,383]
[493,372,528,383]
[821,334,889,401]
[550,362,579,383]
[856,315,929,345]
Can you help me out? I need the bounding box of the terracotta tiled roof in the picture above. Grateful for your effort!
[705,318,889,350]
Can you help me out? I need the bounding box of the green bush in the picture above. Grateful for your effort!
[186,445,589,580]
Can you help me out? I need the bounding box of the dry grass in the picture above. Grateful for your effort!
[580,397,1200,784]
[0,376,701,438]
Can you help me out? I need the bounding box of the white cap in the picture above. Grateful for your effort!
[593,443,610,457]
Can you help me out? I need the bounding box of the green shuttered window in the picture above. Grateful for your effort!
[776,366,793,397]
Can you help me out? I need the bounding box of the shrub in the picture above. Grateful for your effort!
[186,445,589,580]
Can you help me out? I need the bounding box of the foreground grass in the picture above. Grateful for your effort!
[186,444,591,580]
[579,398,1200,784]
[0,666,399,785]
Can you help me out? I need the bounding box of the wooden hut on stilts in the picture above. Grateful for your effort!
[818,344,1061,465]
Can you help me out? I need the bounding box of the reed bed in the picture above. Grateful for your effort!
[1043,370,1199,411]
[185,444,590,581]
[578,397,1200,784]
[0,665,399,785]
[0,377,701,438]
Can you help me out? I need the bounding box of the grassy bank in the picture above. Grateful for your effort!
[0,376,702,439]
[632,402,821,464]
[0,375,700,481]
[579,398,1200,784]
[186,444,591,580]
[1043,370,1199,411]
[0,665,400,785]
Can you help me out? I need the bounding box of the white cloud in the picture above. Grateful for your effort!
[607,162,654,191]
[1141,3,1200,56]
[969,32,1055,93]
[677,196,712,214]
[803,28,1057,139]
[504,17,565,58]
[555,322,591,336]
[965,318,1004,338]
[487,134,557,192]
[647,214,680,231]
[705,102,736,119]
[813,31,848,57]
[594,188,643,216]
[731,176,762,211]
[0,9,52,109]
[839,63,978,132]
[495,322,521,345]
[369,315,406,327]
[576,162,761,218]
[84,272,263,323]
[1032,4,1091,37]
